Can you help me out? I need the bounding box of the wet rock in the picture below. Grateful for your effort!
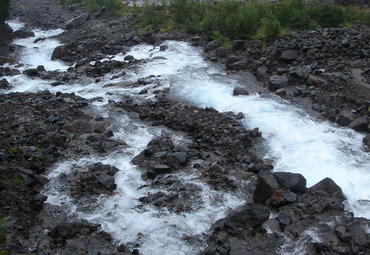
[337,110,356,126]
[233,87,249,96]
[273,172,307,193]
[0,78,10,90]
[223,205,270,229]
[124,55,135,61]
[23,68,40,76]
[309,177,345,200]
[159,44,168,51]
[51,45,67,60]
[280,49,299,62]
[69,163,119,195]
[268,75,289,91]
[253,170,280,204]
[363,134,370,148]
[13,29,35,38]
[49,222,99,239]
[146,164,173,179]
[275,88,287,96]
[348,115,368,132]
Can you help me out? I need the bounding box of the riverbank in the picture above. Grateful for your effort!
[1,0,370,254]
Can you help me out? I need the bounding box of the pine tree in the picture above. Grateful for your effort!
[0,0,10,24]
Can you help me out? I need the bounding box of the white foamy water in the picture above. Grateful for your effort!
[7,20,67,71]
[2,22,244,254]
[3,19,370,254]
[126,41,370,219]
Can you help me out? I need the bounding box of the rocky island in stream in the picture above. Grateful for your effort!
[1,0,370,254]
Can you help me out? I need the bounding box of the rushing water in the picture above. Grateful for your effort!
[125,41,370,219]
[3,20,370,254]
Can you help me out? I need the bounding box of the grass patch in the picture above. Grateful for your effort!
[132,0,370,42]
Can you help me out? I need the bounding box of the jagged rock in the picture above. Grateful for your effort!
[223,205,270,229]
[146,164,173,179]
[253,170,280,204]
[66,14,89,29]
[337,110,356,126]
[309,177,345,200]
[13,29,35,38]
[268,75,289,91]
[348,115,369,132]
[0,78,10,90]
[273,172,307,193]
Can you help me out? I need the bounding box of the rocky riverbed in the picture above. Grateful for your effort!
[1,0,370,254]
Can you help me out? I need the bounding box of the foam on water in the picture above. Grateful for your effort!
[3,23,244,254]
[45,116,243,255]
[126,41,370,219]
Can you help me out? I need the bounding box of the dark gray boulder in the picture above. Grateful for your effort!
[280,49,299,62]
[253,170,280,204]
[273,172,307,193]
[233,87,249,96]
[268,75,289,91]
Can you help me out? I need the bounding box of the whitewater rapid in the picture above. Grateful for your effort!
[126,41,370,219]
[3,19,370,255]
[3,20,244,255]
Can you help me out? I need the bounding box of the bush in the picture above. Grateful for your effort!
[134,0,370,42]
[254,15,282,42]
[0,0,10,23]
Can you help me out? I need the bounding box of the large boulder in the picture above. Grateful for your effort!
[253,170,280,204]
[308,177,345,200]
[337,110,356,126]
[51,45,67,60]
[273,172,307,193]
[233,87,249,96]
[223,205,270,229]
[348,116,368,132]
[0,78,10,90]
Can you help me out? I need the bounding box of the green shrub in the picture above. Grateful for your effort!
[254,15,282,42]
[0,0,10,23]
[132,0,370,42]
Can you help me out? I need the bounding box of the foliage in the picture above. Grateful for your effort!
[133,0,370,43]
[0,0,10,23]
